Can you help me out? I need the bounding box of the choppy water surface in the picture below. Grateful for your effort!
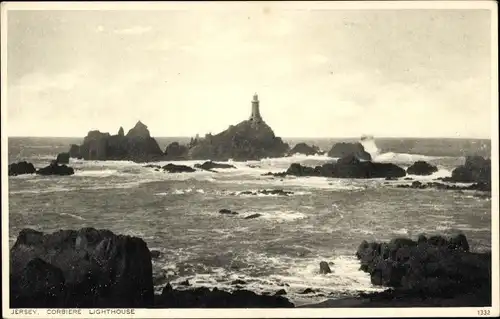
[7,137,491,306]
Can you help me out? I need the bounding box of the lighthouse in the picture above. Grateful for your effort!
[250,93,262,124]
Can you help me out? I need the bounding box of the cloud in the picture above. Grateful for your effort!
[13,68,88,93]
[113,26,152,35]
[309,53,329,65]
[96,25,104,33]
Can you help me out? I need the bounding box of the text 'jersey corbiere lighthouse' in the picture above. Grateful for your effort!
[250,93,263,126]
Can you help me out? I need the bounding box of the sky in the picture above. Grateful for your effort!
[5,4,494,138]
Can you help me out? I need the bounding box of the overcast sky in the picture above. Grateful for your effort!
[5,5,493,138]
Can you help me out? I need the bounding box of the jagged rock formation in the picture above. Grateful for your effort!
[287,143,322,156]
[9,161,37,176]
[327,142,372,161]
[68,121,164,162]
[406,161,438,176]
[10,228,154,308]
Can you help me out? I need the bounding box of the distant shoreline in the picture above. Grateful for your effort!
[6,136,493,140]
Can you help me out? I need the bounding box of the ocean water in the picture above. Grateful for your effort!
[7,137,492,306]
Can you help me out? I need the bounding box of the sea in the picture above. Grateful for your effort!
[7,136,492,306]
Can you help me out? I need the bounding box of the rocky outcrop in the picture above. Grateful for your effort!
[164,142,189,160]
[8,161,36,176]
[355,234,490,305]
[155,284,294,308]
[277,155,406,179]
[406,161,438,176]
[219,209,238,215]
[69,144,82,159]
[188,120,289,161]
[71,121,164,162]
[56,152,70,164]
[194,161,236,170]
[36,161,74,176]
[444,156,491,184]
[118,126,124,137]
[10,228,154,308]
[287,143,322,156]
[319,261,332,274]
[162,163,196,173]
[327,142,371,161]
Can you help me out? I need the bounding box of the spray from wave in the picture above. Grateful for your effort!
[360,135,380,159]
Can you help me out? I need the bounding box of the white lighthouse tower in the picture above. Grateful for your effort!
[250,93,262,124]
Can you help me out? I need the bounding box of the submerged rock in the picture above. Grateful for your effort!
[406,161,438,176]
[162,163,196,173]
[8,161,36,176]
[244,213,262,220]
[219,209,238,215]
[194,161,236,170]
[10,228,154,308]
[36,161,74,176]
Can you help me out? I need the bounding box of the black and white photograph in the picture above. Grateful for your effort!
[2,1,498,318]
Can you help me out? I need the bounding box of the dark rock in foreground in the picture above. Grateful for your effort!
[406,161,438,176]
[9,161,36,176]
[278,155,406,179]
[155,283,294,308]
[36,161,74,176]
[355,233,491,306]
[327,142,371,161]
[287,143,322,156]
[56,152,70,164]
[10,228,154,308]
[194,161,236,170]
[161,163,196,173]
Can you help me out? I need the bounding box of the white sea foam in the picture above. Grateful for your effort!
[405,168,452,181]
[59,212,85,220]
[243,210,308,222]
[374,152,445,164]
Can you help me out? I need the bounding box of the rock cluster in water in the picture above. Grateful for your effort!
[287,143,323,156]
[355,233,491,305]
[194,161,236,170]
[406,161,438,175]
[68,121,165,162]
[10,227,294,308]
[268,155,406,179]
[444,156,491,184]
[9,160,75,176]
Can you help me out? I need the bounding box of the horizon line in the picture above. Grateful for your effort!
[6,135,492,140]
